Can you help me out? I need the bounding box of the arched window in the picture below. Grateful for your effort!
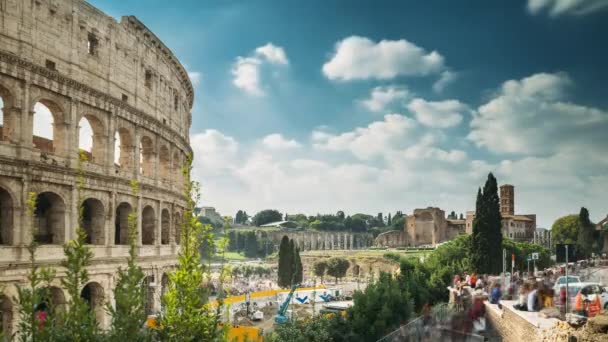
[78,115,105,164]
[174,211,182,245]
[142,206,155,245]
[0,186,14,245]
[143,276,155,315]
[34,192,65,244]
[0,85,16,142]
[172,151,181,186]
[140,136,154,177]
[0,295,14,338]
[161,209,170,245]
[159,145,170,181]
[81,282,105,325]
[82,198,105,245]
[115,128,134,170]
[33,101,66,156]
[114,202,132,245]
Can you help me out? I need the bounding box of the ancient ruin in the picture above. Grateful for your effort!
[0,0,192,333]
[375,184,537,247]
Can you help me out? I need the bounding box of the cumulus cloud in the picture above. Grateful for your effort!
[262,133,301,150]
[312,113,417,160]
[190,129,239,176]
[432,70,457,93]
[359,86,410,112]
[407,98,467,128]
[527,0,608,16]
[255,43,289,65]
[468,72,608,155]
[231,43,289,96]
[322,36,445,81]
[188,71,202,87]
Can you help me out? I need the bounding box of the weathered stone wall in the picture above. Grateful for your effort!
[485,302,547,342]
[0,0,192,334]
[374,230,406,248]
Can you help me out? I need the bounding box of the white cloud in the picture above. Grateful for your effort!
[407,98,467,128]
[255,43,289,65]
[262,133,301,150]
[188,71,202,87]
[190,129,239,176]
[312,113,417,160]
[359,86,410,112]
[468,72,608,155]
[527,0,608,16]
[231,43,289,96]
[432,70,457,93]
[231,57,264,96]
[322,36,445,81]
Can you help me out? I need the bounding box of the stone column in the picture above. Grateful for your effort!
[331,234,335,250]
[107,191,116,246]
[19,178,30,246]
[137,195,143,246]
[20,82,33,159]
[106,114,116,172]
[350,234,354,250]
[134,127,141,181]
[156,201,162,249]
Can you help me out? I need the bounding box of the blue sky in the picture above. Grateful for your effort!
[89,0,608,227]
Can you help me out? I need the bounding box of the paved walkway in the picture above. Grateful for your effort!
[491,300,560,329]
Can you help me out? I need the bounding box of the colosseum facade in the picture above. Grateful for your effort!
[0,0,193,334]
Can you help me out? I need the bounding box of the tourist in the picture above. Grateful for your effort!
[559,285,567,314]
[470,273,477,287]
[475,276,484,290]
[514,282,529,311]
[490,282,501,305]
[527,282,539,312]
[464,272,470,286]
[453,274,461,287]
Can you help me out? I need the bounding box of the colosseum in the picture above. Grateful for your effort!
[0,0,192,334]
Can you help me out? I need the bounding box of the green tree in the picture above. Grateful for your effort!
[235,210,244,224]
[470,173,503,274]
[54,151,98,341]
[336,210,345,221]
[578,207,596,258]
[277,236,292,288]
[387,213,392,226]
[552,214,580,244]
[347,272,412,341]
[313,261,327,284]
[15,192,56,342]
[326,258,350,284]
[244,231,259,258]
[156,155,225,341]
[106,181,149,341]
[252,209,283,226]
[293,247,303,285]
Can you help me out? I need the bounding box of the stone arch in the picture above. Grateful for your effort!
[81,282,105,325]
[0,295,14,338]
[114,202,132,245]
[115,127,134,170]
[161,209,170,245]
[159,145,170,180]
[172,150,181,186]
[139,135,155,177]
[174,211,182,245]
[0,186,14,245]
[44,286,67,315]
[32,99,67,156]
[34,192,66,244]
[82,198,105,245]
[161,273,169,301]
[142,205,155,245]
[0,84,16,142]
[143,275,155,315]
[78,114,105,164]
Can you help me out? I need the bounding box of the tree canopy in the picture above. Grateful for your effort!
[252,209,283,226]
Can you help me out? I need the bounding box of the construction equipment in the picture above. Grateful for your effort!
[274,284,299,324]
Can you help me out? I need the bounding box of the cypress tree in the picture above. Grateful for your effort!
[293,247,303,285]
[470,173,503,274]
[277,236,291,288]
[288,239,296,284]
[484,173,503,274]
[578,207,595,258]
